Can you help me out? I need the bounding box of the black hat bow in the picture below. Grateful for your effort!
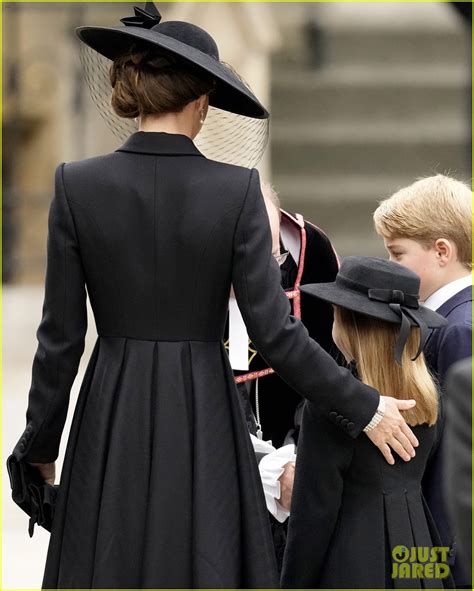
[367,288,430,365]
[120,3,162,29]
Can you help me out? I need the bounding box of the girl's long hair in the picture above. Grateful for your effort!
[334,306,439,426]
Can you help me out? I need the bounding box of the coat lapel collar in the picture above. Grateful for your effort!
[116,131,205,157]
[436,286,472,317]
[423,286,472,352]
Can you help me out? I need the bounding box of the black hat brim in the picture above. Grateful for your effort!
[76,25,269,119]
[300,283,448,329]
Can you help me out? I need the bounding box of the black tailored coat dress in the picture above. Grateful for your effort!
[12,131,380,589]
[281,400,456,589]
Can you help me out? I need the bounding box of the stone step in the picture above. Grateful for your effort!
[271,65,469,124]
[272,2,461,37]
[273,64,469,87]
[271,122,469,177]
[272,174,415,205]
[274,26,469,69]
[271,118,467,143]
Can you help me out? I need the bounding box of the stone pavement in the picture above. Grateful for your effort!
[3,286,97,588]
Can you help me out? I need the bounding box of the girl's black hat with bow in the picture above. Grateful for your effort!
[300,256,447,364]
[76,2,268,119]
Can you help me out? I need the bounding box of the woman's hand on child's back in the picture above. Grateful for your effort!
[366,397,419,465]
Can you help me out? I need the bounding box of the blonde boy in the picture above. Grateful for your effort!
[373,174,472,586]
[374,174,471,304]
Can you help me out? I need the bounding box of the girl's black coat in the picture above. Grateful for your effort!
[12,131,379,589]
[281,401,456,589]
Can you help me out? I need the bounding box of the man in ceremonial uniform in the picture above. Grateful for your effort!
[226,182,340,569]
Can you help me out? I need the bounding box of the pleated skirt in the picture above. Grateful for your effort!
[318,488,456,589]
[42,336,278,589]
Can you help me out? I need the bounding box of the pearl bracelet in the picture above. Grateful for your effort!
[363,397,386,432]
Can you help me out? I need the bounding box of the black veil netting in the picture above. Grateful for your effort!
[79,43,269,168]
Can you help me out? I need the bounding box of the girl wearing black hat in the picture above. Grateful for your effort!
[281,256,455,589]
[8,5,421,589]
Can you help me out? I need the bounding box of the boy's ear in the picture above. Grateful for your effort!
[434,238,453,266]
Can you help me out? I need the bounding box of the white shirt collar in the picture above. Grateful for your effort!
[423,275,472,311]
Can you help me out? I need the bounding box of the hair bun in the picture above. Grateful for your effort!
[109,47,214,119]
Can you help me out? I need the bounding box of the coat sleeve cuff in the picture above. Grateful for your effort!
[258,444,296,523]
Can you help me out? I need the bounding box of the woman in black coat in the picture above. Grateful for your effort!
[281,257,455,589]
[9,5,419,589]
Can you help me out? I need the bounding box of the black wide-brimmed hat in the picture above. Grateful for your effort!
[300,256,447,364]
[76,2,268,120]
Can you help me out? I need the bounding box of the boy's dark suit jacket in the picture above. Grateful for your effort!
[424,286,472,384]
[422,285,472,586]
[10,131,380,589]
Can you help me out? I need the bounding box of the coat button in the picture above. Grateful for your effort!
[347,422,355,431]
[18,442,25,452]
[329,411,337,421]
[25,431,31,441]
[341,418,349,427]
[335,414,343,424]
